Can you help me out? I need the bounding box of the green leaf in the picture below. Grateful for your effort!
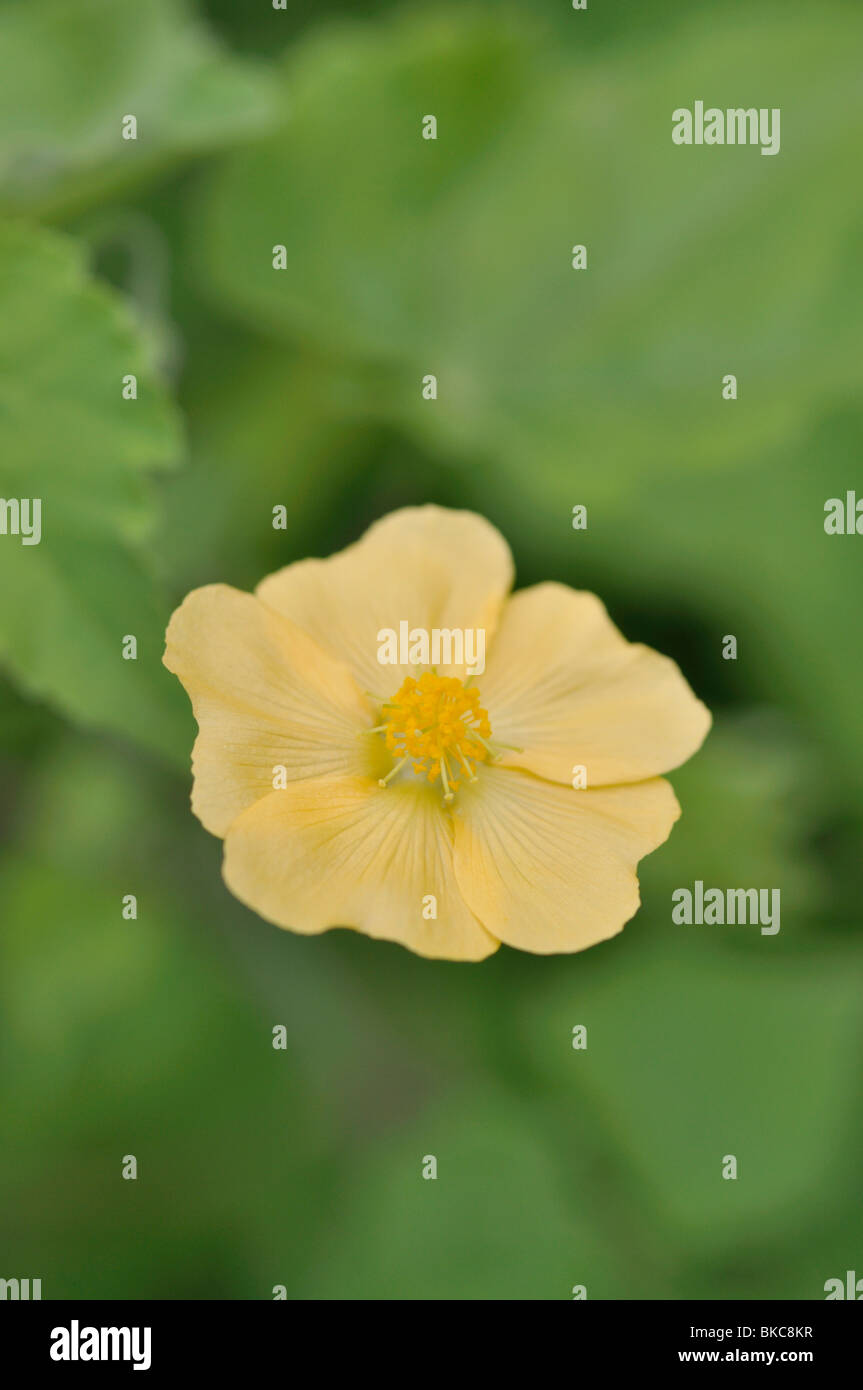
[301,1087,626,1300]
[0,841,323,1299]
[199,3,863,499]
[0,221,187,761]
[520,933,863,1251]
[0,0,281,217]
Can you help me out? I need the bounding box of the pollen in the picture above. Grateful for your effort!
[376,672,492,803]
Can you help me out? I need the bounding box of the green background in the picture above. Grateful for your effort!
[1,0,862,1299]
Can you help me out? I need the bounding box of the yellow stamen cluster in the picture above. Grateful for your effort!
[377,672,492,803]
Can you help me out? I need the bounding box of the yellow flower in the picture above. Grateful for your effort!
[164,506,710,960]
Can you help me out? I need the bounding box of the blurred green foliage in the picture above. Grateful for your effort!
[0,222,189,761]
[1,0,861,1300]
[200,3,863,498]
[0,0,280,218]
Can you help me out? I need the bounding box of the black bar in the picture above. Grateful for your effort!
[2,1299,859,1374]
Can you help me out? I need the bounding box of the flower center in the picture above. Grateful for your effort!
[376,672,492,803]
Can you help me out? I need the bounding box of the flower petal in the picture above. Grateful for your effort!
[222,776,499,961]
[452,764,679,954]
[255,505,514,693]
[164,585,379,836]
[481,584,711,786]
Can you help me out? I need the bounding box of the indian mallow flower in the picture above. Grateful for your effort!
[164,506,710,960]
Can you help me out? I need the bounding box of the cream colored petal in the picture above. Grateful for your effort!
[452,764,679,954]
[255,505,514,694]
[164,584,381,837]
[481,584,711,786]
[222,775,498,962]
